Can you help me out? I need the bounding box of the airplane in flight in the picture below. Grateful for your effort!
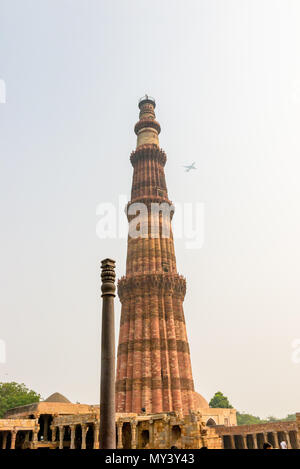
[183,162,196,172]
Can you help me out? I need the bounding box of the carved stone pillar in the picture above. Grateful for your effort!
[43,415,49,441]
[81,425,87,450]
[51,426,56,443]
[149,419,154,448]
[229,435,235,449]
[274,432,281,448]
[286,432,291,448]
[2,431,7,449]
[241,435,247,449]
[32,425,39,449]
[10,430,17,449]
[35,413,40,440]
[282,431,290,448]
[252,434,258,449]
[70,425,76,450]
[271,432,278,448]
[59,426,64,450]
[93,424,99,449]
[295,432,300,450]
[117,422,123,449]
[131,421,137,449]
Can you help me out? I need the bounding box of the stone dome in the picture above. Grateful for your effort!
[44,392,71,404]
[194,392,209,409]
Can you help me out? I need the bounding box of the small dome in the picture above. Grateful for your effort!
[194,392,209,409]
[44,392,71,404]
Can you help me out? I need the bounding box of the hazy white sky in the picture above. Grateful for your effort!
[1,0,300,418]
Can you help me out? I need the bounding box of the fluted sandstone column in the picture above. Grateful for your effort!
[116,97,195,415]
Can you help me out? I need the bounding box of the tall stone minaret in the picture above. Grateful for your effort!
[116,96,195,415]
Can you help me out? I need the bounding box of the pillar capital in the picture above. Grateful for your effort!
[101,259,116,297]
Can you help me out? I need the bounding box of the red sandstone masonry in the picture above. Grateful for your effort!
[116,99,195,415]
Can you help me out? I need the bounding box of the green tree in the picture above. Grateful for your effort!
[265,414,296,423]
[236,412,296,425]
[209,391,233,409]
[209,391,296,425]
[0,382,41,418]
[236,412,266,425]
[283,414,296,422]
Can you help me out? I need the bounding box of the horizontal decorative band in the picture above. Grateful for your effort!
[117,339,190,355]
[116,377,194,392]
[130,146,167,167]
[134,119,161,136]
[118,273,186,300]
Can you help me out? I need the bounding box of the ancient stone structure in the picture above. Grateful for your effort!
[1,395,299,449]
[0,97,298,450]
[0,392,95,449]
[116,96,195,415]
[216,418,300,449]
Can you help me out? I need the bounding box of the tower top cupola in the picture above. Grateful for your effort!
[134,95,161,148]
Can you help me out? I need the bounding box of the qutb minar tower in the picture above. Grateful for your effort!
[116,96,195,415]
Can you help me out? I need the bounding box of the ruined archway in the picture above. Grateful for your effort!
[206,418,216,427]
